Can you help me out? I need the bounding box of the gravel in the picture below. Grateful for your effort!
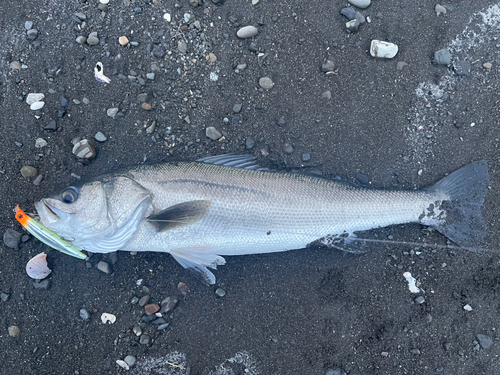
[3,229,22,249]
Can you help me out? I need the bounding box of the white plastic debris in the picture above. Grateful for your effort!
[94,62,111,84]
[370,40,399,59]
[403,272,420,293]
[463,304,473,311]
[101,313,117,324]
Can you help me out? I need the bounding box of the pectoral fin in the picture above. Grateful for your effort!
[170,247,226,285]
[147,200,211,232]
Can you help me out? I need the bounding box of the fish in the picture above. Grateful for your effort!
[33,155,490,284]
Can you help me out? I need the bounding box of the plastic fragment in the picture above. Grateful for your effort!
[94,62,111,84]
[101,313,117,324]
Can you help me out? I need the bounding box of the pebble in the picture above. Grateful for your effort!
[210,72,219,81]
[118,36,129,46]
[145,303,160,315]
[454,60,471,76]
[164,13,171,22]
[259,77,274,90]
[30,101,45,110]
[26,93,44,105]
[60,97,68,107]
[340,8,356,20]
[124,356,136,367]
[116,360,130,370]
[346,19,360,32]
[277,117,286,126]
[20,166,38,178]
[8,326,20,337]
[33,174,43,186]
[79,309,90,320]
[101,313,116,324]
[435,4,447,16]
[45,118,57,130]
[3,229,22,249]
[35,138,48,148]
[434,49,451,65]
[139,334,151,345]
[1,293,9,302]
[483,62,492,69]
[158,323,169,330]
[236,63,247,71]
[139,295,150,306]
[302,153,311,162]
[464,304,473,312]
[107,108,119,118]
[10,61,21,70]
[348,0,370,8]
[99,0,109,3]
[160,296,178,313]
[34,279,50,289]
[96,261,111,274]
[24,21,33,30]
[94,132,107,142]
[206,127,222,140]
[141,103,152,110]
[415,296,425,304]
[283,143,294,154]
[26,29,38,40]
[322,91,331,99]
[325,370,341,375]
[208,53,217,62]
[356,172,369,184]
[133,326,142,336]
[72,139,96,159]
[87,36,99,46]
[215,288,226,297]
[130,297,139,305]
[237,26,258,38]
[146,73,155,80]
[477,334,493,349]
[321,60,335,72]
[246,138,255,149]
[396,61,408,70]
[82,97,90,105]
[233,104,242,113]
[370,40,398,59]
[178,41,187,53]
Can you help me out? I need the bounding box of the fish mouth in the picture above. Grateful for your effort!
[35,199,64,226]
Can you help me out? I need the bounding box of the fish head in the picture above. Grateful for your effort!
[35,176,151,252]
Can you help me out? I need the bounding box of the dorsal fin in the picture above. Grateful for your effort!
[197,154,270,171]
[146,200,211,232]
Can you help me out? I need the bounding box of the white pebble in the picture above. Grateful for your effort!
[348,0,371,9]
[99,0,109,4]
[26,93,44,105]
[435,4,446,16]
[403,272,420,293]
[463,304,473,311]
[30,101,45,110]
[237,26,258,38]
[209,72,219,81]
[370,40,398,59]
[116,360,130,370]
[35,138,48,148]
[163,13,171,22]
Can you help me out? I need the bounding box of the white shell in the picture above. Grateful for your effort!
[26,253,52,279]
[370,40,399,59]
[26,93,45,105]
[101,313,117,324]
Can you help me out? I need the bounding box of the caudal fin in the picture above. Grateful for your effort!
[425,160,490,250]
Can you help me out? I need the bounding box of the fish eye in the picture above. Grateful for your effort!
[61,187,79,203]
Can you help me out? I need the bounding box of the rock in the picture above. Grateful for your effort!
[139,295,150,306]
[321,60,335,72]
[152,44,165,58]
[160,296,178,313]
[435,4,447,16]
[177,41,187,53]
[30,101,45,110]
[246,138,255,149]
[139,334,151,345]
[206,127,222,140]
[10,61,21,70]
[74,12,86,21]
[477,334,493,349]
[107,108,119,118]
[100,0,109,3]
[35,138,47,148]
[79,309,90,320]
[415,296,425,304]
[322,91,331,99]
[1,293,9,302]
[60,97,68,107]
[20,166,38,178]
[208,53,217,62]
[26,29,38,40]
[325,369,341,375]
[340,7,356,20]
[116,360,130,370]
[355,11,366,24]
[8,326,20,337]
[302,153,311,162]
[141,103,152,110]
[94,132,107,142]
[356,172,369,184]
[26,93,44,105]
[97,261,111,274]
[396,61,408,70]
[346,19,360,32]
[370,40,398,59]
[145,303,160,315]
[158,323,169,330]
[124,356,136,367]
[72,139,96,159]
[348,0,370,9]
[146,73,155,80]
[434,49,451,65]
[76,36,87,44]
[215,288,226,297]
[34,279,50,289]
[233,104,242,113]
[24,21,33,30]
[87,36,99,46]
[118,36,129,46]
[483,62,492,69]
[237,26,258,38]
[454,60,471,76]
[33,174,43,186]
[259,77,274,89]
[189,0,200,6]
[44,120,57,131]
[283,143,294,154]
[3,229,22,249]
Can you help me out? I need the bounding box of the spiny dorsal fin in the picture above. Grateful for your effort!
[197,154,270,171]
[146,200,211,232]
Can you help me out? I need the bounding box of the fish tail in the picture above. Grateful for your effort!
[424,160,490,250]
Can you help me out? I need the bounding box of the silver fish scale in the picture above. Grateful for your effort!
[122,162,440,256]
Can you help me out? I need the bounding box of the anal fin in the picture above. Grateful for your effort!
[170,247,226,285]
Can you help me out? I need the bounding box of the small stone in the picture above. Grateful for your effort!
[72,139,96,160]
[26,93,44,105]
[139,334,151,345]
[10,61,22,70]
[160,296,178,313]
[164,13,171,22]
[356,172,369,185]
[45,120,57,131]
[24,21,33,30]
[178,41,187,53]
[233,104,242,113]
[142,103,152,110]
[246,138,255,149]
[33,279,50,289]
[410,348,421,355]
[137,93,148,102]
[1,293,9,302]
[370,40,398,59]
[302,153,311,162]
[477,334,493,349]
[20,166,38,178]
[340,7,356,20]
[277,117,286,126]
[146,121,156,134]
[152,45,165,58]
[236,63,247,71]
[146,73,155,80]
[355,11,366,24]
[259,77,274,90]
[435,4,447,16]
[87,36,99,46]
[215,288,226,297]
[130,297,139,305]
[118,36,129,46]
[483,62,492,69]
[434,49,452,65]
[82,97,90,105]
[26,29,38,40]
[80,309,90,320]
[60,97,68,107]
[208,53,217,62]
[133,326,142,336]
[107,108,119,118]
[33,174,43,186]
[138,295,150,306]
[348,0,370,9]
[396,61,408,70]
[283,143,294,154]
[3,229,22,249]
[35,138,47,148]
[189,0,199,7]
[97,261,111,274]
[74,12,86,20]
[325,370,341,375]
[30,101,44,110]
[158,323,169,330]
[237,26,258,38]
[116,360,130,370]
[94,132,107,142]
[454,60,471,76]
[321,60,335,72]
[415,296,425,304]
[322,91,331,99]
[206,127,222,140]
[346,19,360,32]
[8,326,20,337]
[124,356,136,367]
[100,0,109,3]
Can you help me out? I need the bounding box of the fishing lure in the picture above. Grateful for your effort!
[15,205,87,259]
